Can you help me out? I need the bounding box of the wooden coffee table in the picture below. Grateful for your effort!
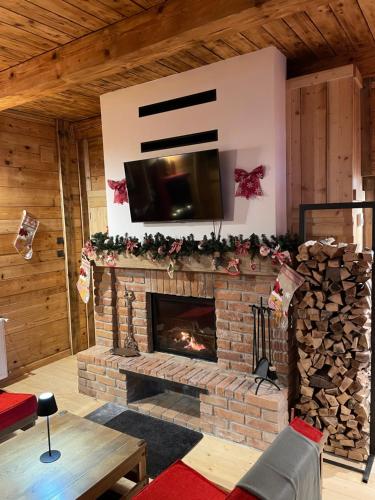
[0,411,147,499]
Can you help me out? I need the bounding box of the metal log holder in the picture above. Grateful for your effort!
[299,201,375,483]
[112,282,140,358]
[250,298,280,395]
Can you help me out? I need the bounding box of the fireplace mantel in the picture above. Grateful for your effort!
[94,254,279,277]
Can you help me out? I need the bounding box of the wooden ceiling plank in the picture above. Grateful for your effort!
[0,20,59,53]
[77,80,123,95]
[0,6,73,45]
[96,0,145,17]
[142,60,177,77]
[283,11,335,58]
[306,3,353,55]
[26,0,108,31]
[171,50,213,69]
[134,0,166,8]
[157,54,198,72]
[263,18,314,60]
[202,40,239,60]
[0,0,318,110]
[220,32,258,55]
[0,36,38,63]
[329,0,375,50]
[0,0,91,38]
[288,45,375,78]
[62,0,124,24]
[128,65,168,81]
[184,44,222,64]
[357,0,375,41]
[104,72,138,87]
[241,26,288,54]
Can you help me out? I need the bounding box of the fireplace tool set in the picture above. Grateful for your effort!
[251,298,280,395]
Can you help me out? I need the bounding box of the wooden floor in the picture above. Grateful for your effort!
[4,355,375,499]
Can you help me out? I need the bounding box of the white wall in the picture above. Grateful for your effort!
[100,47,286,239]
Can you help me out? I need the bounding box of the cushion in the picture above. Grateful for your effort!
[0,392,37,431]
[226,487,258,499]
[290,417,323,443]
[134,460,227,500]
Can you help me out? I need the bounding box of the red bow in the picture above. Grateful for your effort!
[169,240,183,255]
[126,240,138,253]
[235,240,250,256]
[234,165,265,200]
[107,179,128,204]
[271,246,291,265]
[83,241,96,259]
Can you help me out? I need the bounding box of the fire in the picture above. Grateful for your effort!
[184,337,206,351]
[174,331,206,351]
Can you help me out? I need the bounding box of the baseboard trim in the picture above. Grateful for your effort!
[0,349,71,387]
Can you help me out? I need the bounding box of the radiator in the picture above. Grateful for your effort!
[0,318,8,380]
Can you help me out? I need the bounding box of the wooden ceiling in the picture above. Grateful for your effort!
[0,0,375,121]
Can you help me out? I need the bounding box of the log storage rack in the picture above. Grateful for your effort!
[299,201,375,483]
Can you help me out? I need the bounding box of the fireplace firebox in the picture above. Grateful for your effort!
[150,293,217,362]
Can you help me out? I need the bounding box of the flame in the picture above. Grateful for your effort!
[184,338,206,351]
[174,331,206,351]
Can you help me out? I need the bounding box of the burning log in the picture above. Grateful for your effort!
[294,241,372,462]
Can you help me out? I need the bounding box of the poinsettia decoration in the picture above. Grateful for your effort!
[234,165,265,200]
[107,179,128,204]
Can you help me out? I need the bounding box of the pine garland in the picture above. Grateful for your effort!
[84,231,300,264]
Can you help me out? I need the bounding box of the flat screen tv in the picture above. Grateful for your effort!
[124,149,223,222]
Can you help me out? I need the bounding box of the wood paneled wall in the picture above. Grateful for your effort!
[287,65,364,243]
[0,112,71,379]
[74,117,107,237]
[57,120,90,354]
[73,116,107,349]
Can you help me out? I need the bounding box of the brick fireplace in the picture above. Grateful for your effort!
[78,262,292,450]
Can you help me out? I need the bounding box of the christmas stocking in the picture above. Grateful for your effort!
[77,253,91,304]
[268,264,304,328]
[14,210,39,260]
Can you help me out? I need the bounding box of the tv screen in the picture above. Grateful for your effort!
[124,149,223,222]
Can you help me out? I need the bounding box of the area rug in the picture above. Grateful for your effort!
[86,403,203,478]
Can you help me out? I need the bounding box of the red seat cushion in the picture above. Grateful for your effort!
[290,417,323,443]
[226,487,258,499]
[0,392,37,431]
[134,418,323,500]
[134,460,227,500]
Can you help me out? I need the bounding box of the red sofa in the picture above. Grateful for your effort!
[134,418,323,500]
[0,391,38,438]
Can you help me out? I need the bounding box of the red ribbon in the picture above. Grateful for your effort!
[271,246,291,265]
[234,165,265,200]
[126,240,138,253]
[83,241,95,259]
[235,240,250,256]
[107,179,128,204]
[169,240,183,255]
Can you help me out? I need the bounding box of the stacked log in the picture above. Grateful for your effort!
[294,241,372,461]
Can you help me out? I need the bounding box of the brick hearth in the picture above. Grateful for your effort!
[78,264,292,450]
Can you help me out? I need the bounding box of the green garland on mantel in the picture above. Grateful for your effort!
[84,231,301,267]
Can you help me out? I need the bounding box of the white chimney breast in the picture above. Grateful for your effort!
[100,47,286,239]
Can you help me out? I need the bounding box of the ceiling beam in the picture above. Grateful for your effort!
[0,0,317,110]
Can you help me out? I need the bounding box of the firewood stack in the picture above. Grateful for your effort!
[294,241,372,462]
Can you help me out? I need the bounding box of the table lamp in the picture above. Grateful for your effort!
[37,392,61,463]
